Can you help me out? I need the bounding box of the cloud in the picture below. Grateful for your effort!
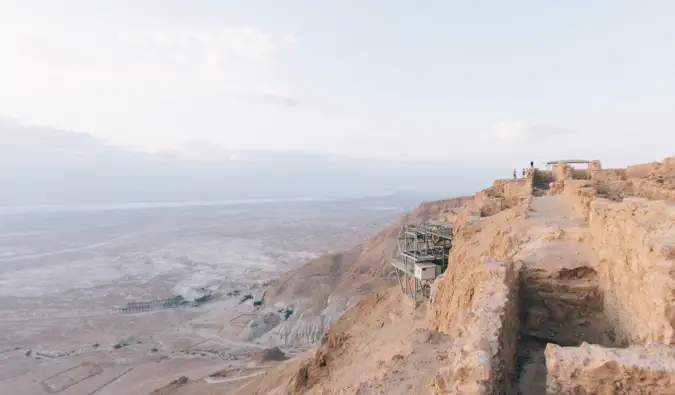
[0,18,301,150]
[486,121,570,143]
[0,20,299,106]
[119,27,295,65]
[0,23,296,82]
[222,91,303,108]
[283,34,300,47]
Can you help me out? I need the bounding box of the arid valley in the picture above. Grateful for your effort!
[0,195,421,394]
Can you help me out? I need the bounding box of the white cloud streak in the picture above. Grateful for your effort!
[0,23,296,87]
[487,121,570,143]
[0,19,300,150]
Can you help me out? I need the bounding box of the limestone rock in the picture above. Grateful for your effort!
[546,342,675,395]
[255,346,288,362]
[429,260,521,394]
[239,311,282,342]
[590,197,675,345]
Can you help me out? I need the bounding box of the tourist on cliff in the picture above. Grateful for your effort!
[513,169,517,179]
[522,169,526,178]
[530,161,534,168]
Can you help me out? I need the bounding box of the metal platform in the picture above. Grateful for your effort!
[391,258,414,276]
[390,220,454,301]
[398,222,452,266]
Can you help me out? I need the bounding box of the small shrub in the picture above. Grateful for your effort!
[113,342,128,349]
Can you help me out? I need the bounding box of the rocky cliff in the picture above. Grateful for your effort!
[192,156,675,394]
[237,196,471,349]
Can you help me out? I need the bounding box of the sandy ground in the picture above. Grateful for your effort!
[0,284,297,394]
[0,197,416,395]
[233,287,454,395]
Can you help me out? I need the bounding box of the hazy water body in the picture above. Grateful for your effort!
[0,196,418,316]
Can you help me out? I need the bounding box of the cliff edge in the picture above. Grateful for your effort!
[237,196,471,349]
[158,155,675,394]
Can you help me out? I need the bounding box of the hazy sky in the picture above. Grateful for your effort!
[1,1,675,167]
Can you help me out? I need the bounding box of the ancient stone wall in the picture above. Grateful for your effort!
[588,160,602,171]
[590,168,627,182]
[551,162,592,181]
[632,179,675,201]
[428,201,529,394]
[623,156,675,201]
[491,179,533,202]
[429,260,521,394]
[546,342,675,395]
[460,179,533,219]
[534,170,554,188]
[589,197,675,346]
[626,161,661,179]
[562,180,597,221]
[570,168,590,180]
[551,163,571,181]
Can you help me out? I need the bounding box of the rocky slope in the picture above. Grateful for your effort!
[237,196,471,349]
[233,155,675,395]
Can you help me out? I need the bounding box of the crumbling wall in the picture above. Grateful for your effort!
[626,161,661,179]
[591,168,627,182]
[552,162,594,181]
[534,170,554,189]
[562,180,597,220]
[552,163,571,181]
[632,178,675,201]
[546,342,675,395]
[664,156,675,171]
[500,179,533,202]
[469,179,533,218]
[570,168,590,180]
[428,204,528,394]
[429,260,521,395]
[588,160,602,172]
[589,197,675,346]
[472,191,506,217]
[623,156,675,201]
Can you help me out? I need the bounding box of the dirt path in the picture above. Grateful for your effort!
[514,195,614,394]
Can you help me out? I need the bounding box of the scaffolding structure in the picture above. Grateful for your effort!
[390,220,453,301]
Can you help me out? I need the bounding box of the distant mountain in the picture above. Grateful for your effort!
[0,120,495,206]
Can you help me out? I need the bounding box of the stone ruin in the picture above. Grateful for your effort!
[427,155,675,394]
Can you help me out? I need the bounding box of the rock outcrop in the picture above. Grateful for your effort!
[429,260,521,395]
[255,346,289,362]
[546,342,675,395]
[590,197,675,346]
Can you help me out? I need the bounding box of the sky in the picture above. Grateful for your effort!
[1,1,675,204]
[1,119,496,205]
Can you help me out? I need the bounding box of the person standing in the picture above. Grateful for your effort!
[530,161,534,168]
[522,169,526,178]
[513,169,517,179]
